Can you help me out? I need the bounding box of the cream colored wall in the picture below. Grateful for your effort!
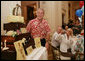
[62,1,69,24]
[54,1,62,30]
[1,1,21,35]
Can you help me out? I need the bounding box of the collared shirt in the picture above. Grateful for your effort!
[51,32,62,48]
[60,34,72,53]
[26,18,51,39]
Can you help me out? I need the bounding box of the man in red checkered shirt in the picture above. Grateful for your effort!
[26,8,51,49]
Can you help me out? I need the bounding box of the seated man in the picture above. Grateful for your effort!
[51,26,63,59]
[51,26,63,48]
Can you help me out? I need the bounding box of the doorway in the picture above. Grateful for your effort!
[27,6,35,20]
[21,1,39,25]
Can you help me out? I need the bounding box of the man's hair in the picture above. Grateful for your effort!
[37,8,45,14]
[57,26,62,31]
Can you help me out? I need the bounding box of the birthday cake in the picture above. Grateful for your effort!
[7,15,24,23]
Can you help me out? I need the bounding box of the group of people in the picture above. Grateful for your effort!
[51,25,84,60]
[26,8,84,60]
[63,19,83,36]
[51,26,74,59]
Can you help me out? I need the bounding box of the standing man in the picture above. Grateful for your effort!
[26,8,51,49]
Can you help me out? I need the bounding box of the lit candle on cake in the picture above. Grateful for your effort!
[3,40,9,51]
[4,40,7,47]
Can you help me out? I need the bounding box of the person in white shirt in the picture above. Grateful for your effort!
[51,26,63,48]
[60,28,75,59]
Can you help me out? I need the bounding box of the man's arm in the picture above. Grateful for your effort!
[45,33,50,50]
[46,33,50,42]
[45,20,51,42]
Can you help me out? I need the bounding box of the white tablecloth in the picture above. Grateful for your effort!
[26,47,48,60]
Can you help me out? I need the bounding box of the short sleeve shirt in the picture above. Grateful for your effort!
[26,18,51,39]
